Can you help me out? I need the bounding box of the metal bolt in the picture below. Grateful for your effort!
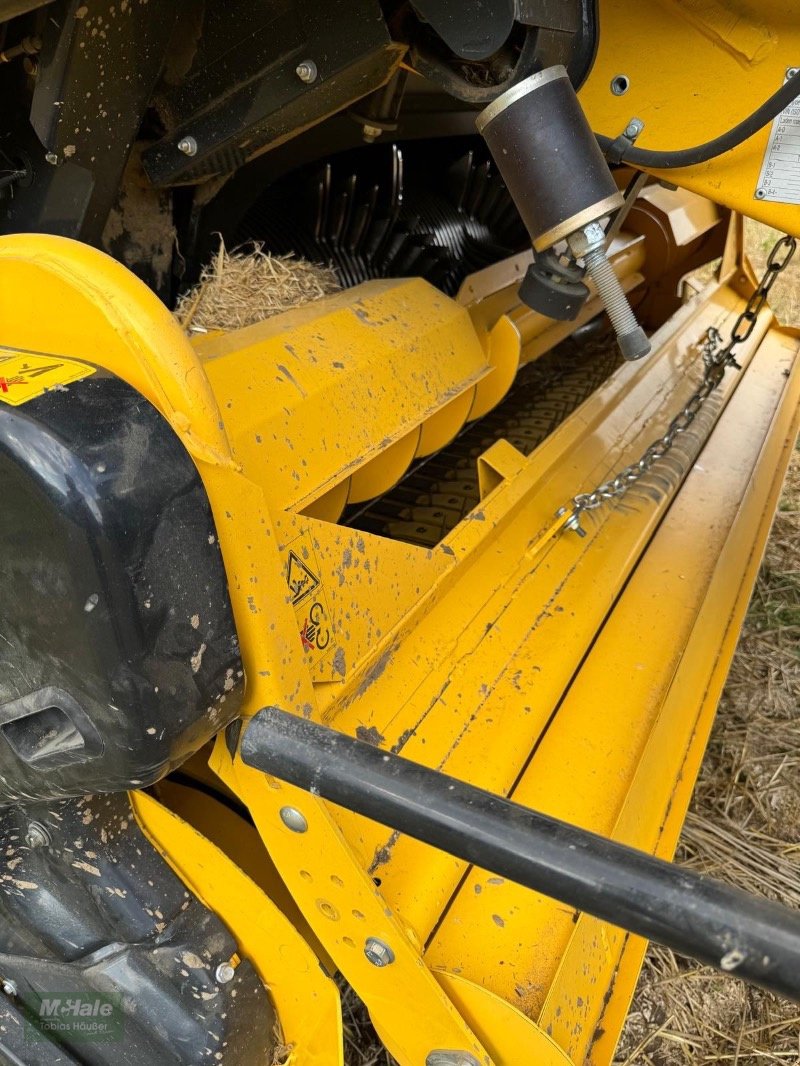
[215,962,236,984]
[426,1053,481,1066]
[557,508,586,538]
[177,136,197,157]
[279,806,308,833]
[25,823,50,849]
[44,151,58,165]
[568,222,650,361]
[362,123,383,143]
[295,59,318,84]
[2,980,17,997]
[364,937,395,967]
[787,67,799,79]
[624,117,644,140]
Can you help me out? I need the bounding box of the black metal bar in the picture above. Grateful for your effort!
[241,707,800,1001]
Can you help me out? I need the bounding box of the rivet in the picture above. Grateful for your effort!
[2,980,17,997]
[296,58,318,84]
[215,962,235,984]
[177,136,197,157]
[364,937,394,967]
[279,806,308,833]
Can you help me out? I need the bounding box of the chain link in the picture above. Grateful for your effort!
[559,234,796,534]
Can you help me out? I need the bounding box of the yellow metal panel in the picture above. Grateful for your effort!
[579,0,800,234]
[328,283,768,943]
[211,742,493,1066]
[435,973,573,1066]
[0,234,232,465]
[426,327,800,1059]
[193,278,490,512]
[543,328,800,1062]
[131,790,343,1066]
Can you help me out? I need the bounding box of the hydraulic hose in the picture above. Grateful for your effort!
[596,69,800,169]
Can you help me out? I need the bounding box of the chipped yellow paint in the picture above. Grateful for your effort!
[0,349,95,405]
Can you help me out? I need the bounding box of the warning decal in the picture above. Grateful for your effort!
[0,351,95,406]
[286,550,321,606]
[283,533,335,667]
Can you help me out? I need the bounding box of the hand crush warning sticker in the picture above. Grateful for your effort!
[0,351,95,406]
[283,535,335,665]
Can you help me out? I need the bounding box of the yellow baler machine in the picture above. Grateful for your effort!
[0,2,799,1064]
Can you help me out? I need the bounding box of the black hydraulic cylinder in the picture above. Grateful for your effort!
[241,707,800,1001]
[476,65,623,251]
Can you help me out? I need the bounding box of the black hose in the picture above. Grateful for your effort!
[596,70,800,169]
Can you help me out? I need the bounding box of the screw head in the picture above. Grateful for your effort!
[177,136,197,157]
[25,823,50,849]
[364,937,395,967]
[787,67,799,79]
[215,962,236,984]
[2,980,17,997]
[279,806,308,833]
[295,58,318,84]
[624,117,644,139]
[44,151,59,166]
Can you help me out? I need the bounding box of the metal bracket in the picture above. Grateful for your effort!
[604,116,645,165]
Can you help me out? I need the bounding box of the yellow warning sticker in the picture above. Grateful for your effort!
[0,351,95,407]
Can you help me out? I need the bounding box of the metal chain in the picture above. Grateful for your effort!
[559,234,797,537]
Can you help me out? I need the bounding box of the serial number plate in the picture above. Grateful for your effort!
[755,69,800,205]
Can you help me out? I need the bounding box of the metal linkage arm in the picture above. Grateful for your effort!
[241,707,800,1001]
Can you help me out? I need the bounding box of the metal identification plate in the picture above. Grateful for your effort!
[755,68,800,205]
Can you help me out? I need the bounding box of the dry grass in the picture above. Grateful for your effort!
[745,220,800,327]
[615,441,800,1066]
[175,240,339,332]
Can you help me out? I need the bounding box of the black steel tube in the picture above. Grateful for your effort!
[241,707,800,1001]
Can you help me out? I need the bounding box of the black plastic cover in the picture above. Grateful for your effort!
[0,368,243,804]
[0,792,275,1064]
